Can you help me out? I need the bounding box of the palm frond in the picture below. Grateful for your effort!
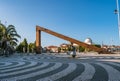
[0,23,7,35]
[9,34,21,39]
[7,25,16,33]
[7,25,15,29]
[0,23,6,29]
[0,23,20,48]
[10,41,18,46]
[10,37,19,42]
[7,28,17,34]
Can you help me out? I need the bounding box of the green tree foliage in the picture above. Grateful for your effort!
[22,38,28,53]
[58,47,61,53]
[16,40,36,53]
[28,42,35,53]
[0,25,4,40]
[16,42,24,52]
[79,46,85,52]
[16,38,28,53]
[93,44,101,48]
[0,23,21,51]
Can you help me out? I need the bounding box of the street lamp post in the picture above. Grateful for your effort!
[115,0,120,40]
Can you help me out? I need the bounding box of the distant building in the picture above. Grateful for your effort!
[102,45,120,52]
[60,43,79,52]
[73,43,79,47]
[60,43,69,48]
[60,43,69,52]
[46,45,58,53]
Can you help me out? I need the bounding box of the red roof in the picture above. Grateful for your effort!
[47,45,58,49]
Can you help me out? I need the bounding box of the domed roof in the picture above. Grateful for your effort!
[84,38,92,45]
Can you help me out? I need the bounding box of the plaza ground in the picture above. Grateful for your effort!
[0,52,120,81]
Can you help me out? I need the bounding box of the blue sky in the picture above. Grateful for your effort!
[0,0,119,46]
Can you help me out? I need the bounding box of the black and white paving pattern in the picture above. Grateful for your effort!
[0,53,120,81]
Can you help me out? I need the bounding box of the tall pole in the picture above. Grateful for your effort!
[116,0,120,40]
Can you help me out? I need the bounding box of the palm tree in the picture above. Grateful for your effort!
[0,23,6,49]
[0,23,21,56]
[0,24,5,41]
[29,42,35,53]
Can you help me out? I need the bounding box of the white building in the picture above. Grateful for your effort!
[84,38,92,45]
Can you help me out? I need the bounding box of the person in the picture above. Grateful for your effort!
[71,46,76,58]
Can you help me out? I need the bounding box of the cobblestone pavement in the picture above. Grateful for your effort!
[0,53,120,81]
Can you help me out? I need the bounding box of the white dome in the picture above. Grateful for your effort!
[84,38,92,45]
